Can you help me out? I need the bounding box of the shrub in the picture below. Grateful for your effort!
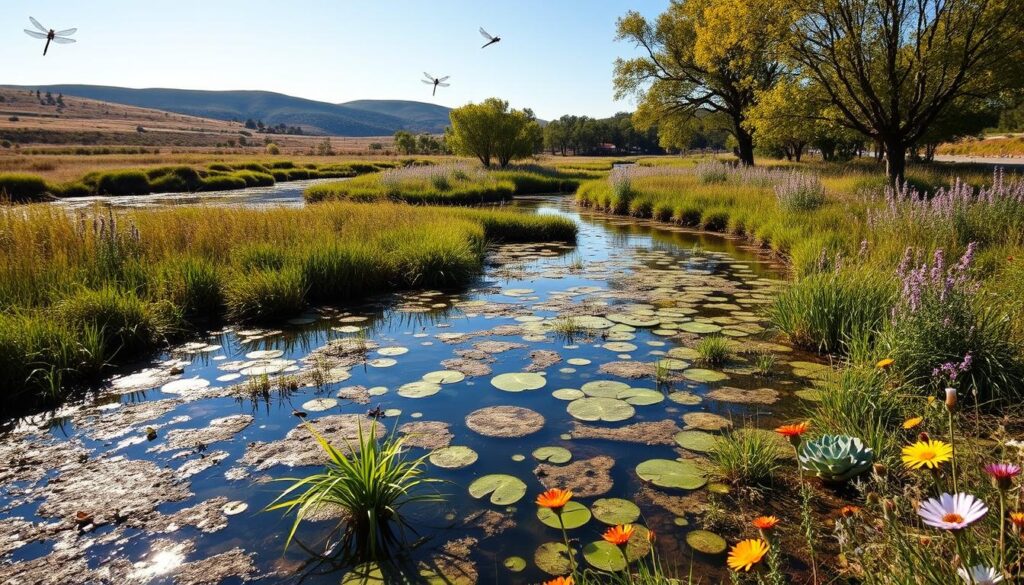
[224,266,307,322]
[0,173,49,202]
[265,143,280,155]
[710,428,782,486]
[208,163,233,172]
[58,287,163,360]
[200,175,247,191]
[231,170,275,187]
[96,170,151,196]
[53,182,93,198]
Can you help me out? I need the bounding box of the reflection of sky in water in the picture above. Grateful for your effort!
[5,187,812,584]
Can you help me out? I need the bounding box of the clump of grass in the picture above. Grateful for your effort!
[809,366,908,463]
[0,173,49,202]
[709,428,782,486]
[265,421,444,559]
[224,267,307,323]
[550,316,587,342]
[58,286,165,360]
[695,335,732,365]
[96,170,152,196]
[775,172,827,211]
[751,350,777,377]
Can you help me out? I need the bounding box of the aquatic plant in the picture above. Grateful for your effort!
[265,421,443,559]
[694,335,731,365]
[710,429,783,486]
[798,434,874,482]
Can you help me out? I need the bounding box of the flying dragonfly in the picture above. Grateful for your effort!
[422,73,450,97]
[479,27,501,49]
[24,17,77,56]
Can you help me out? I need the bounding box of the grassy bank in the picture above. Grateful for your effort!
[305,163,597,204]
[576,160,1024,404]
[0,202,576,412]
[0,159,416,202]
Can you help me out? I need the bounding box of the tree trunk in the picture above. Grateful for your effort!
[883,137,906,184]
[794,142,805,162]
[734,122,755,166]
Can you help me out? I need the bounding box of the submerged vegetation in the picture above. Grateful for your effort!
[0,202,575,411]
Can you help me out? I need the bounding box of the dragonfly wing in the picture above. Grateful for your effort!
[438,76,450,82]
[52,37,76,44]
[24,29,48,39]
[438,82,450,87]
[54,28,77,37]
[422,79,434,85]
[29,17,47,33]
[423,72,434,80]
[479,27,493,40]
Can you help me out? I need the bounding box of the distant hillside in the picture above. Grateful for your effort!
[5,85,451,136]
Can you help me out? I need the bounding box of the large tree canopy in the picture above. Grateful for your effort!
[613,0,792,166]
[789,0,1024,181]
[445,98,541,168]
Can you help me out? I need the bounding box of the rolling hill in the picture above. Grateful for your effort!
[4,85,451,136]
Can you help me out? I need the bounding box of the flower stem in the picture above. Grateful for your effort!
[948,410,958,492]
[999,490,1007,572]
[557,510,575,576]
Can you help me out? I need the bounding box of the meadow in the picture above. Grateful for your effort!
[0,201,575,412]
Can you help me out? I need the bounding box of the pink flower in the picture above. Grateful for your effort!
[984,463,1021,490]
[917,493,988,531]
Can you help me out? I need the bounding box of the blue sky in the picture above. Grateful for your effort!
[0,1,666,120]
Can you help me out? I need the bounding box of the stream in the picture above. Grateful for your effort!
[1,188,829,584]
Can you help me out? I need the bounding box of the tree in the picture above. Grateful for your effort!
[244,118,257,130]
[614,0,792,166]
[446,98,541,167]
[790,0,1024,181]
[393,131,416,155]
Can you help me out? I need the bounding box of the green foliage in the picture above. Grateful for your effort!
[710,429,782,486]
[798,434,874,482]
[224,266,307,322]
[96,170,151,196]
[58,286,165,360]
[265,421,443,558]
[0,173,49,202]
[809,366,908,462]
[695,335,732,365]
[445,98,542,167]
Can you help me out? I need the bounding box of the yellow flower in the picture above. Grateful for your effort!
[727,539,769,572]
[876,358,895,369]
[901,439,953,470]
[902,416,923,430]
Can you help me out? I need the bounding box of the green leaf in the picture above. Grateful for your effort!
[582,540,627,571]
[635,458,707,489]
[491,372,547,392]
[532,446,572,464]
[567,397,635,422]
[468,474,527,505]
[591,498,641,525]
[686,530,727,554]
[536,501,591,529]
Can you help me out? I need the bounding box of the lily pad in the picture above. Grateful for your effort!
[635,459,707,490]
[397,381,442,398]
[532,446,572,464]
[552,388,585,401]
[567,358,591,366]
[503,557,526,573]
[377,347,409,356]
[423,370,466,384]
[674,430,720,453]
[222,501,248,516]
[429,446,478,469]
[581,380,630,398]
[656,358,689,371]
[367,358,397,368]
[667,391,702,406]
[603,342,638,352]
[302,398,338,412]
[682,412,732,431]
[161,377,211,395]
[567,397,635,422]
[534,542,575,576]
[667,347,701,360]
[686,530,727,554]
[537,501,591,529]
[617,388,664,406]
[491,372,547,392]
[582,540,626,572]
[469,474,527,505]
[245,349,283,360]
[607,314,660,327]
[591,498,641,525]
[679,322,723,334]
[682,368,729,383]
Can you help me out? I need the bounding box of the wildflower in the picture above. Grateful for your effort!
[775,421,810,446]
[1010,512,1024,532]
[602,524,634,546]
[956,565,1003,585]
[647,528,656,543]
[875,358,895,369]
[752,516,779,530]
[902,417,923,430]
[536,488,572,511]
[917,493,988,531]
[984,463,1021,491]
[727,539,769,572]
[544,577,574,585]
[902,439,953,470]
[839,505,861,518]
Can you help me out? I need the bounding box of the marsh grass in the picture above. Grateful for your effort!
[809,367,909,463]
[694,335,732,365]
[710,428,782,486]
[265,420,444,559]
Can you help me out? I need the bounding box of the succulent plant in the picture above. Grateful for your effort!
[799,434,874,482]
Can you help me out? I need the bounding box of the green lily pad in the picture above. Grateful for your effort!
[674,516,689,526]
[679,322,723,334]
[567,358,592,366]
[503,557,526,572]
[591,498,640,525]
[607,314,661,327]
[581,380,630,398]
[429,446,478,469]
[667,347,701,360]
[682,412,732,431]
[626,525,653,561]
[656,358,689,371]
[604,342,638,352]
[685,530,727,554]
[567,397,635,422]
[377,347,409,356]
[367,358,397,368]
[302,398,337,412]
[795,388,824,402]
[552,388,585,401]
[368,386,388,396]
[535,542,575,576]
[397,381,441,398]
[582,540,626,572]
[682,368,729,383]
[533,446,573,464]
[674,430,721,453]
[667,391,703,405]
[617,388,665,406]
[636,459,707,490]
[574,315,615,329]
[469,474,527,505]
[491,372,547,392]
[512,454,526,462]
[422,370,466,384]
[537,501,591,529]
[341,562,385,584]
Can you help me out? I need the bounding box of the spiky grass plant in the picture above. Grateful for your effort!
[710,430,782,487]
[265,421,444,559]
[695,335,732,366]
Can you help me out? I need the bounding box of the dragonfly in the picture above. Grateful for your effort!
[24,17,77,56]
[479,27,501,49]
[422,73,450,97]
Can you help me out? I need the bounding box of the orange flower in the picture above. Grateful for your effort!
[775,421,810,437]
[602,524,635,546]
[876,358,895,369]
[1011,512,1024,528]
[727,539,769,572]
[536,488,572,510]
[752,516,779,530]
[544,577,574,585]
[647,528,656,543]
[839,505,861,518]
[902,416,923,430]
